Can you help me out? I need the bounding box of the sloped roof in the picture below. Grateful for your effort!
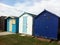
[5,16,19,19]
[45,0,60,17]
[45,8,60,17]
[36,9,59,18]
[19,12,36,18]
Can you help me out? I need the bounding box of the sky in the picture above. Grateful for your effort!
[0,0,60,16]
[0,0,45,16]
[0,0,41,6]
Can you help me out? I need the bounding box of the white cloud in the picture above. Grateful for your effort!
[14,0,46,15]
[14,0,60,16]
[0,0,60,16]
[0,3,24,16]
[45,0,60,17]
[24,2,46,15]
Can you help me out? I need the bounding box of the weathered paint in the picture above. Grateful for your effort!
[8,19,16,32]
[7,17,19,33]
[12,19,16,33]
[9,19,12,32]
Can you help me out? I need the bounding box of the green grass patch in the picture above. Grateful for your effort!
[0,34,60,45]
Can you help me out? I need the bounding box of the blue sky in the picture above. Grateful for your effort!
[0,0,17,6]
[0,0,23,6]
[0,0,41,6]
[0,0,33,6]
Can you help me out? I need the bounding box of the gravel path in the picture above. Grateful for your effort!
[0,32,15,36]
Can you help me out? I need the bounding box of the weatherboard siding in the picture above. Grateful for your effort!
[19,14,33,35]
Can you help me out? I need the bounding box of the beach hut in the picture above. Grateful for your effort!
[19,12,34,35]
[0,16,7,32]
[7,16,19,33]
[33,10,60,40]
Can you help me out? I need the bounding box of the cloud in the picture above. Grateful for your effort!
[0,3,24,16]
[14,0,60,16]
[0,0,60,16]
[45,0,60,17]
[14,0,46,15]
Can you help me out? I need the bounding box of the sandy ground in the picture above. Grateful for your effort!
[0,32,15,36]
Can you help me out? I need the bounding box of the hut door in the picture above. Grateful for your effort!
[12,19,16,33]
[23,16,27,34]
[9,19,12,32]
[9,19,16,33]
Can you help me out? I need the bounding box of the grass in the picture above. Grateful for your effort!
[0,34,60,45]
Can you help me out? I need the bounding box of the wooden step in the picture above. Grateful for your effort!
[37,37,51,42]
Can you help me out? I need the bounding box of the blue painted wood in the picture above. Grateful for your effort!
[46,13,58,39]
[7,19,9,32]
[23,16,27,33]
[16,18,19,33]
[7,17,19,33]
[33,10,58,40]
[12,24,16,33]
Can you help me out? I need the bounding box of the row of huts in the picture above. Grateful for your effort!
[0,9,60,40]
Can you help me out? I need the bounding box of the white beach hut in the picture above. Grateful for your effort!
[19,12,35,35]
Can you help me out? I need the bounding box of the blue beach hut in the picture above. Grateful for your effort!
[33,10,60,40]
[7,16,19,33]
